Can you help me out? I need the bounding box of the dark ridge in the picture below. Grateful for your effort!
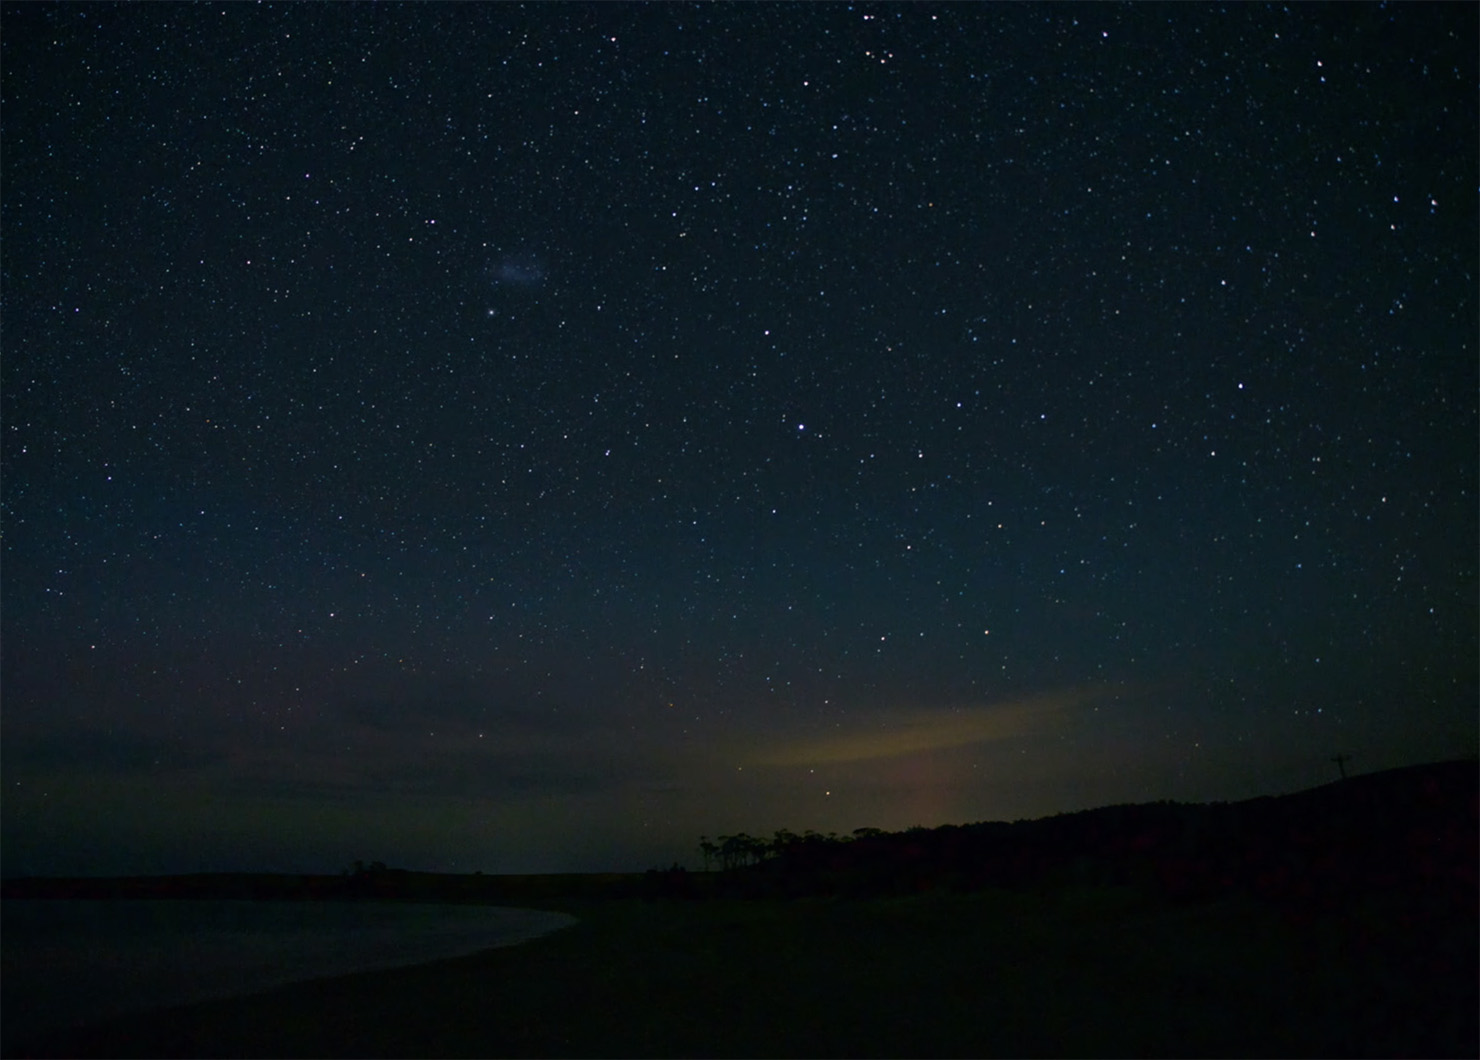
[7,759,1474,915]
[697,759,1478,910]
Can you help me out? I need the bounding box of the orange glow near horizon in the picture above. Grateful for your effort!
[751,685,1109,768]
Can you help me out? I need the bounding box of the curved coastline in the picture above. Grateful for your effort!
[1,900,577,1046]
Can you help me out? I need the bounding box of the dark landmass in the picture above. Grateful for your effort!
[692,758,1479,910]
[5,759,1475,1058]
[10,759,1474,911]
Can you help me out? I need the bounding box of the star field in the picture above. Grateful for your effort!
[2,3,1474,875]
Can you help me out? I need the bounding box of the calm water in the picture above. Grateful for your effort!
[1,899,576,1043]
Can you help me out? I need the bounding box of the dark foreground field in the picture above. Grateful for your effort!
[7,882,1474,1059]
[8,762,1475,1058]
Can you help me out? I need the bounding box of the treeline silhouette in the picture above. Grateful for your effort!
[652,761,1477,923]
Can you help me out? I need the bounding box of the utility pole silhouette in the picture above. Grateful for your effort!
[1330,753,1351,780]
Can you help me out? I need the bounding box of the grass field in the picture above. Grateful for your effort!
[12,883,1474,1058]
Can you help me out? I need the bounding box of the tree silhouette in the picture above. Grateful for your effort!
[715,834,737,871]
[717,832,767,871]
[771,828,801,860]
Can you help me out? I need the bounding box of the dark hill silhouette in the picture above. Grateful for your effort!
[708,760,1478,919]
[5,760,1472,919]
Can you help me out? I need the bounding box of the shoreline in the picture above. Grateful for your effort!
[8,888,1475,1059]
[1,899,576,1048]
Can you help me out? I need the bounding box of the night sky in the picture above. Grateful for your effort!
[3,3,1475,878]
